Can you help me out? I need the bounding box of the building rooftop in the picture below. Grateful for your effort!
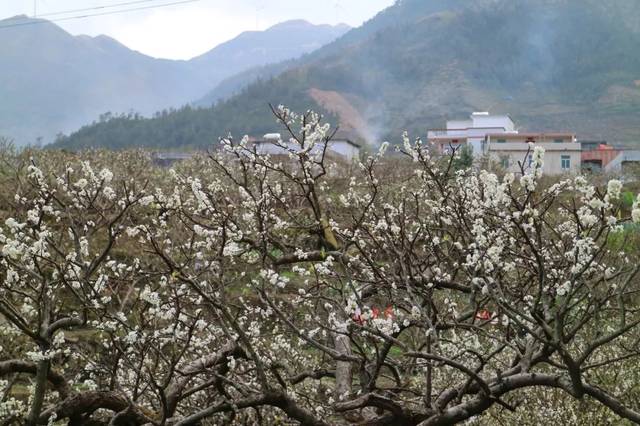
[250,132,362,148]
[486,132,576,139]
[430,126,509,132]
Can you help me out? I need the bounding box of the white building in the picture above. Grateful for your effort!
[251,133,361,161]
[427,112,516,155]
[485,133,580,175]
[427,112,582,176]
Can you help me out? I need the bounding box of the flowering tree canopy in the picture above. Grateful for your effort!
[1,108,640,425]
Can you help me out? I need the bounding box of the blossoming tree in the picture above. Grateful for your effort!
[1,108,640,425]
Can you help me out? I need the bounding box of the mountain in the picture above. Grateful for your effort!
[0,16,349,145]
[54,0,640,150]
[191,20,350,102]
[193,20,350,107]
[194,58,298,107]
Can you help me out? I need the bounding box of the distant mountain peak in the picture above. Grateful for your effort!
[2,14,30,21]
[267,20,351,31]
[0,15,73,39]
[268,19,314,29]
[1,14,53,26]
[190,19,351,66]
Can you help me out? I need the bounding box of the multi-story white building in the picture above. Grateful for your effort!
[427,112,516,156]
[427,112,581,175]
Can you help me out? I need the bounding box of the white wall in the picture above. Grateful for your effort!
[488,142,582,175]
[430,113,520,159]
[328,141,360,160]
[471,115,515,131]
[254,140,360,161]
[446,119,473,130]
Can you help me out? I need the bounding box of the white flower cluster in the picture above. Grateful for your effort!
[260,269,290,289]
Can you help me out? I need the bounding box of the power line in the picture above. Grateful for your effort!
[35,0,172,18]
[0,0,202,30]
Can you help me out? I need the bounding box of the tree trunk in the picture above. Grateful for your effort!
[26,358,50,425]
[334,333,352,401]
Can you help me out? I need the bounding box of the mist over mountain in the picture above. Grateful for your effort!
[194,58,298,107]
[0,16,349,145]
[54,0,640,150]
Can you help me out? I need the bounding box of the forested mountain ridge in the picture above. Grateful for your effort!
[0,16,349,145]
[54,0,640,150]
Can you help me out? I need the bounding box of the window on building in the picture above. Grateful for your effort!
[554,138,564,143]
[561,155,571,170]
[497,138,506,143]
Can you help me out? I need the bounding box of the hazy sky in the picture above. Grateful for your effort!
[0,0,395,59]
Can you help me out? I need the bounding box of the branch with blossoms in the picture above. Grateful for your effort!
[1,110,640,425]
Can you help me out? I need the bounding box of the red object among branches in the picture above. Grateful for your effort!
[353,306,395,325]
[476,309,492,321]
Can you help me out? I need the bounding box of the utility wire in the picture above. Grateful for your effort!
[36,0,169,18]
[0,0,202,30]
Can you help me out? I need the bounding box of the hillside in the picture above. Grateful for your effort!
[191,20,350,102]
[0,16,349,145]
[54,0,640,150]
[194,59,298,107]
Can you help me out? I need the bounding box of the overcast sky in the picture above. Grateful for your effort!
[0,0,395,59]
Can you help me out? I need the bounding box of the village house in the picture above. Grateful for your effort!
[581,141,640,175]
[485,132,580,175]
[250,132,361,161]
[427,112,516,156]
[151,151,196,167]
[428,112,581,176]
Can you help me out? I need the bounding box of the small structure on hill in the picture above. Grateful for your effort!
[151,151,195,167]
[250,132,361,161]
